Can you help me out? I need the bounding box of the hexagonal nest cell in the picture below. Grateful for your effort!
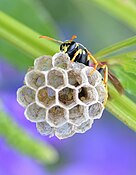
[25,103,46,122]
[34,55,53,71]
[67,70,82,87]
[69,105,87,126]
[58,87,76,107]
[53,52,70,70]
[83,67,102,86]
[70,61,86,71]
[36,121,53,136]
[47,106,67,127]
[55,123,75,139]
[96,83,107,103]
[37,86,55,108]
[17,85,35,107]
[75,119,93,133]
[47,69,65,89]
[78,85,98,105]
[88,102,104,119]
[25,70,45,90]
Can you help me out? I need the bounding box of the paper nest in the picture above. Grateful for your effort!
[17,52,107,139]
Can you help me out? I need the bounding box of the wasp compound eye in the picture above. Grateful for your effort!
[17,52,107,139]
[60,43,65,51]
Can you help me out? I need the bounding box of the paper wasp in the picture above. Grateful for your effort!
[40,35,124,104]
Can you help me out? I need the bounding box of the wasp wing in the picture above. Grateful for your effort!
[108,70,124,95]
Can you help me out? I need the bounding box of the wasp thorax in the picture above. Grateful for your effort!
[17,52,107,139]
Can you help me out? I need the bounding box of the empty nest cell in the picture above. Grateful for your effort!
[47,69,66,89]
[67,70,82,87]
[25,102,46,122]
[88,102,104,119]
[37,86,55,108]
[75,119,93,133]
[78,85,98,105]
[47,105,67,127]
[17,85,35,107]
[55,123,75,139]
[96,83,107,103]
[34,55,53,71]
[58,87,76,107]
[53,52,70,70]
[25,70,45,90]
[36,121,53,136]
[83,67,102,86]
[69,105,87,126]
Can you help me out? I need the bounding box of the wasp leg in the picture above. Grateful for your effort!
[87,51,99,76]
[99,64,108,106]
[71,49,82,62]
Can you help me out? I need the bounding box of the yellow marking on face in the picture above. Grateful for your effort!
[63,46,68,52]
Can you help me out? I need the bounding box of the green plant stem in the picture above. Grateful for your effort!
[94,35,136,58]
[0,11,59,58]
[107,85,136,131]
[98,50,136,63]
[0,106,58,164]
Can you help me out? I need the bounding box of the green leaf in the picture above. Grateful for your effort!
[107,85,136,131]
[114,52,136,74]
[122,58,136,74]
[0,11,59,67]
[112,66,136,96]
[99,51,136,75]
[0,102,58,164]
[92,0,136,31]
[0,0,58,37]
[0,0,59,69]
[94,35,136,58]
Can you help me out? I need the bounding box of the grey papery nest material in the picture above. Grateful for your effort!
[17,52,107,139]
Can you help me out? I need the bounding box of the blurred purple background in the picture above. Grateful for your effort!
[1,0,136,174]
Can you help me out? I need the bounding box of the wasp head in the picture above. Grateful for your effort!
[60,41,76,53]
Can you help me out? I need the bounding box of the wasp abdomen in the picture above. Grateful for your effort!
[76,51,89,66]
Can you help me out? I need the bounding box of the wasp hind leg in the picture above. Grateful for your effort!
[87,51,99,76]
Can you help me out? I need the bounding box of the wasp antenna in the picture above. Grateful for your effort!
[39,35,63,44]
[69,35,77,41]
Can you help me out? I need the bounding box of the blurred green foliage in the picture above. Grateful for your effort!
[0,0,59,69]
[0,0,136,165]
[91,0,136,31]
